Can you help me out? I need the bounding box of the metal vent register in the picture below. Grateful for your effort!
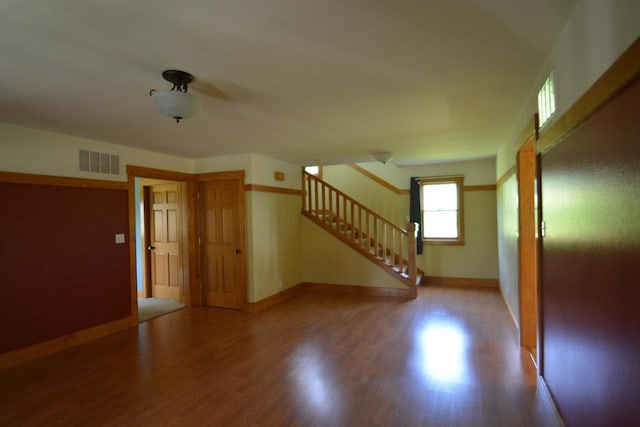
[78,149,120,176]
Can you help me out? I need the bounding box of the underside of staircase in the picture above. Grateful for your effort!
[302,171,422,298]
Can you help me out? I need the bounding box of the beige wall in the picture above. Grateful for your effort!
[496,176,519,324]
[322,158,499,280]
[0,122,194,180]
[420,190,498,279]
[322,164,408,227]
[196,153,302,189]
[246,191,303,302]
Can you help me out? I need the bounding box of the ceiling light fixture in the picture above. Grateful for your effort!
[373,152,394,164]
[150,69,202,123]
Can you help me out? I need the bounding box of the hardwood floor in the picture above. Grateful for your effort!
[0,287,561,426]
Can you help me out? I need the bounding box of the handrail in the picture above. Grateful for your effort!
[302,171,418,291]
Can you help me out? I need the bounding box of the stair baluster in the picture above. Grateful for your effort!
[302,171,420,294]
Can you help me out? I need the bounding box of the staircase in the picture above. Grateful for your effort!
[302,171,422,297]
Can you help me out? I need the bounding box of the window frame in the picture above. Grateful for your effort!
[419,176,465,246]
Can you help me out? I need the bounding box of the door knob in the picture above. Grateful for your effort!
[232,249,241,254]
[147,245,155,250]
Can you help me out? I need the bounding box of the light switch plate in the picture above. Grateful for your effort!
[115,233,125,244]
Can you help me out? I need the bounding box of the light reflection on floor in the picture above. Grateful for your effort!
[415,319,468,383]
[289,343,337,419]
[290,320,472,416]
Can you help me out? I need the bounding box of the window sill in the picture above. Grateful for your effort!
[423,239,465,246]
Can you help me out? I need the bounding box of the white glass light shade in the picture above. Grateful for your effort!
[373,152,394,164]
[151,90,201,121]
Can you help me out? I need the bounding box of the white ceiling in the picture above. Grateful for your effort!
[0,0,577,166]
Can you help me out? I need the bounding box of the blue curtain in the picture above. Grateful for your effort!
[409,177,423,254]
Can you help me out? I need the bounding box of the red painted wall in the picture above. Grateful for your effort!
[0,183,131,354]
[540,76,640,426]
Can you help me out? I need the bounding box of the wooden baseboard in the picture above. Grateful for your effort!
[246,284,304,313]
[423,276,499,288]
[301,282,415,298]
[246,281,414,312]
[499,287,520,337]
[0,316,134,371]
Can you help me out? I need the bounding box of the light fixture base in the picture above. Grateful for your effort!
[162,70,194,90]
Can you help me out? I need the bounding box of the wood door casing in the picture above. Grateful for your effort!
[517,136,538,357]
[199,176,246,309]
[149,183,182,301]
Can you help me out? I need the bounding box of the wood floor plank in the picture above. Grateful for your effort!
[0,287,561,426]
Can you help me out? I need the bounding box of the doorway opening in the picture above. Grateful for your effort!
[137,179,187,321]
[127,166,197,324]
[127,166,249,321]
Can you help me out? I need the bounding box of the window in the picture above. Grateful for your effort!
[304,163,323,179]
[420,176,464,245]
[304,165,319,175]
[538,72,556,128]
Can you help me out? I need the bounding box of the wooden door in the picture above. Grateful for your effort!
[199,177,246,309]
[149,183,182,301]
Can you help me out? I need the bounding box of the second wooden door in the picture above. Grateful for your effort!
[199,177,246,309]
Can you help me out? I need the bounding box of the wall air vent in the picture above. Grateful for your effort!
[78,149,121,176]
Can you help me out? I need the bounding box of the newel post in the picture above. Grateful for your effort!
[407,222,418,297]
[302,171,306,212]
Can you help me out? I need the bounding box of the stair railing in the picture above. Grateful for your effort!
[302,171,417,288]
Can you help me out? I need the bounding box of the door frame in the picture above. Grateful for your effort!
[196,170,248,310]
[517,134,539,362]
[127,166,200,323]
